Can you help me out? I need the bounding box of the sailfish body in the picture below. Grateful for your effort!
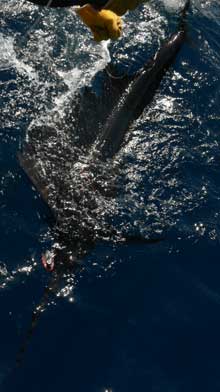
[14,1,191,367]
[19,0,190,255]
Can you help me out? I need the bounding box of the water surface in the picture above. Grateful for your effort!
[0,0,220,390]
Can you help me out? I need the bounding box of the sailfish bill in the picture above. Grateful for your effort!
[95,0,190,160]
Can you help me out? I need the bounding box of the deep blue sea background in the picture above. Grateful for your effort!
[1,0,220,391]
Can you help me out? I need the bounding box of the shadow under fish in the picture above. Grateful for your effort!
[16,0,190,366]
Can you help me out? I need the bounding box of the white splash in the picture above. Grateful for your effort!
[0,33,38,81]
[160,0,184,11]
[54,40,111,111]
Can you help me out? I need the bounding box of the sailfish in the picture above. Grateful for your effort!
[16,0,190,366]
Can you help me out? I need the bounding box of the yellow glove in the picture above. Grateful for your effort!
[106,0,144,16]
[77,4,122,42]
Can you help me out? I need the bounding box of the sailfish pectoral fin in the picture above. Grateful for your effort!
[18,145,51,208]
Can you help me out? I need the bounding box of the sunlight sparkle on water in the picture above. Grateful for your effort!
[17,266,33,275]
[194,222,206,236]
[56,285,74,298]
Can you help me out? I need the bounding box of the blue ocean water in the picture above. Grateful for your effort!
[1,0,220,391]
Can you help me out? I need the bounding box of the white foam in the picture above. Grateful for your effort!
[0,33,38,81]
[54,41,111,111]
[160,0,183,11]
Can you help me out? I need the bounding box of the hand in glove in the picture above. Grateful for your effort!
[77,4,122,42]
